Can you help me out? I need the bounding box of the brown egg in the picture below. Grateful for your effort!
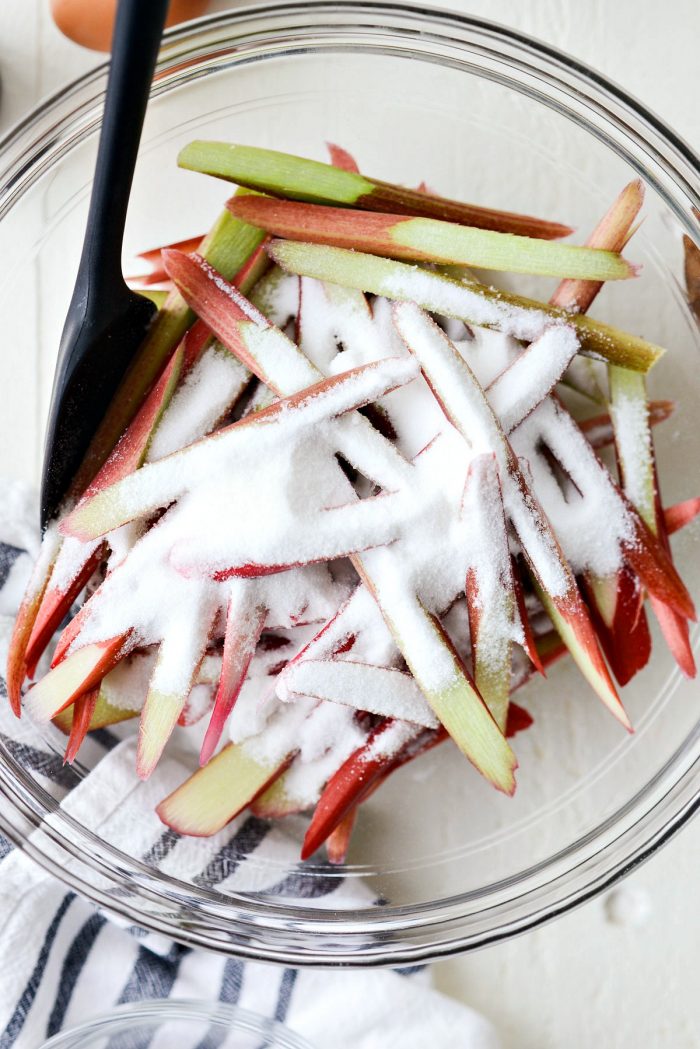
[50,0,211,53]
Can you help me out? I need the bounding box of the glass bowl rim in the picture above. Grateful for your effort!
[0,0,699,967]
[38,998,314,1048]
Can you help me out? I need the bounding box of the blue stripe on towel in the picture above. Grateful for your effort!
[0,894,75,1048]
[193,816,269,888]
[46,913,107,1036]
[274,969,298,1024]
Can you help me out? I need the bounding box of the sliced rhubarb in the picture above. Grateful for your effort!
[463,454,518,731]
[511,561,544,674]
[269,241,663,372]
[24,634,131,722]
[325,807,358,864]
[609,365,696,676]
[179,140,573,238]
[229,197,636,281]
[69,202,266,498]
[63,689,99,764]
[61,358,415,556]
[665,497,700,535]
[5,530,61,714]
[580,400,674,451]
[53,692,138,734]
[394,302,629,728]
[622,506,696,621]
[200,590,268,765]
[157,743,288,836]
[485,324,579,434]
[250,773,303,820]
[280,658,439,728]
[551,180,644,314]
[301,720,425,860]
[326,142,360,173]
[127,234,205,286]
[581,568,651,686]
[354,569,517,794]
[550,181,649,686]
[137,603,217,779]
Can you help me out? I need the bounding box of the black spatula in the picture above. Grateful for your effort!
[41,0,169,528]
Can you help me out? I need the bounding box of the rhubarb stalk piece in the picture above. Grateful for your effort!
[200,588,268,765]
[580,400,674,451]
[548,181,653,684]
[179,140,573,239]
[665,497,700,535]
[63,689,99,765]
[157,743,289,837]
[53,692,139,734]
[609,365,696,677]
[463,454,519,731]
[393,302,630,729]
[164,252,517,794]
[70,199,266,498]
[229,196,637,281]
[268,241,663,372]
[24,633,132,722]
[551,180,645,313]
[5,530,61,714]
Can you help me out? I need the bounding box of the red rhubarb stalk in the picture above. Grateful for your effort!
[63,688,99,765]
[228,196,636,282]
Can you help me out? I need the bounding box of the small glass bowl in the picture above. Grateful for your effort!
[0,2,699,966]
[38,999,314,1048]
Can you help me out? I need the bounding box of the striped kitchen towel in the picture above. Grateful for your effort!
[0,481,500,1049]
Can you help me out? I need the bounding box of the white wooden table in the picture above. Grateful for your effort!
[0,3,698,1047]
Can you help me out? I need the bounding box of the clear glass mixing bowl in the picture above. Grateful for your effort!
[38,999,314,1049]
[0,2,698,966]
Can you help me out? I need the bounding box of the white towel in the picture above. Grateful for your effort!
[0,481,500,1049]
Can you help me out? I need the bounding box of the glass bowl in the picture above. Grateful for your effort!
[0,2,699,967]
[38,999,314,1048]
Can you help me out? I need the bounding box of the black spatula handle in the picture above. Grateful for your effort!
[78,0,170,294]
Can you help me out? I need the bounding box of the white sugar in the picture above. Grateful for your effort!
[275,702,367,807]
[512,399,633,577]
[487,324,579,434]
[380,265,551,342]
[50,535,101,592]
[147,344,249,462]
[100,650,156,711]
[249,267,300,327]
[609,388,654,521]
[364,720,422,762]
[279,658,439,728]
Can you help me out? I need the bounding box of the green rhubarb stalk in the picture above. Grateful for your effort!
[229,196,636,281]
[70,197,266,496]
[269,241,663,372]
[157,743,288,836]
[178,140,573,239]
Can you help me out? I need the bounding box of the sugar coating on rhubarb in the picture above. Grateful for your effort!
[513,399,635,576]
[23,181,694,814]
[146,345,248,462]
[608,378,654,525]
